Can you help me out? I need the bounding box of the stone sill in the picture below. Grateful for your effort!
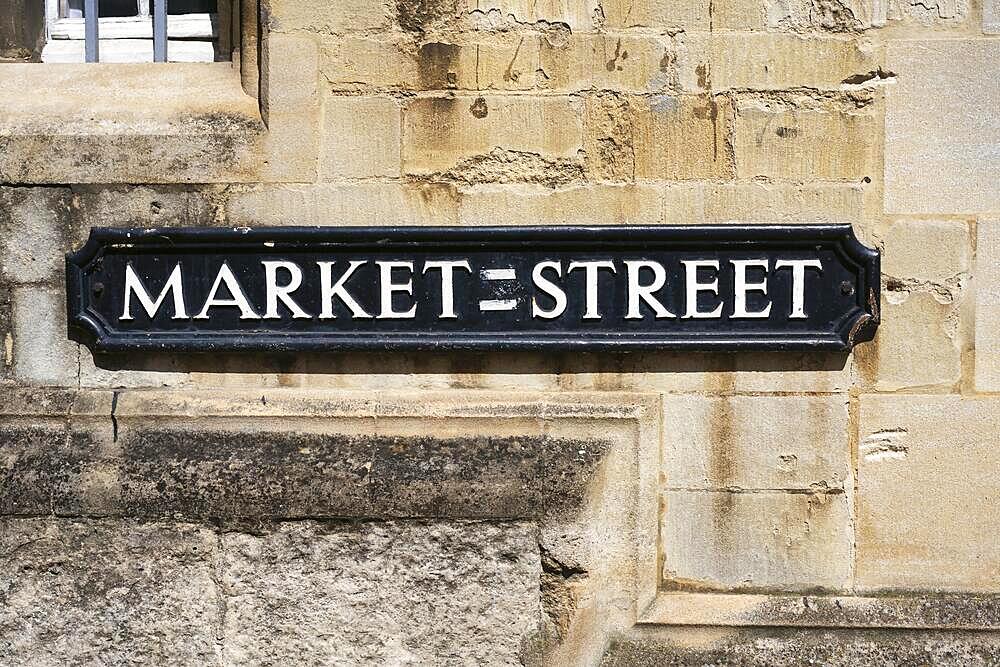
[0,63,265,183]
[640,591,1000,630]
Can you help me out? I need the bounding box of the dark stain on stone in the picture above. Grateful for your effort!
[418,42,460,90]
[695,63,709,90]
[98,427,613,521]
[775,126,799,138]
[469,96,489,118]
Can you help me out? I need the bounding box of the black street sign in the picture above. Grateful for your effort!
[66,225,880,353]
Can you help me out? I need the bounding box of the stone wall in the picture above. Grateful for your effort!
[1,0,999,664]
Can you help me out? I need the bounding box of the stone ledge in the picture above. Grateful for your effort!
[0,63,265,183]
[641,592,1000,630]
[601,627,1000,666]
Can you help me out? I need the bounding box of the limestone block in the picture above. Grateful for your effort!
[880,218,971,285]
[857,395,1000,592]
[624,352,852,393]
[734,97,879,181]
[886,0,969,25]
[313,183,460,225]
[266,0,392,33]
[402,95,583,175]
[225,183,461,226]
[458,0,599,31]
[602,628,1000,665]
[862,290,963,391]
[987,0,1000,32]
[0,518,218,665]
[700,183,866,224]
[599,0,712,31]
[706,34,880,91]
[456,183,676,226]
[662,489,852,590]
[585,93,733,182]
[12,286,77,386]
[260,32,320,183]
[661,395,850,491]
[0,187,68,285]
[220,521,540,664]
[320,36,420,91]
[414,34,674,93]
[763,0,887,31]
[886,40,1000,214]
[78,347,190,389]
[321,95,402,179]
[710,0,767,29]
[975,218,1000,391]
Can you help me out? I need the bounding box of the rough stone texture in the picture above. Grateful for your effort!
[1,418,610,520]
[662,395,849,491]
[585,93,733,182]
[0,518,219,666]
[600,628,1000,666]
[662,490,852,590]
[879,218,971,285]
[0,187,68,284]
[0,0,44,62]
[863,289,963,390]
[987,0,1000,32]
[11,286,78,386]
[321,95,402,179]
[976,218,1000,391]
[857,395,1000,592]
[886,40,1000,213]
[403,96,583,175]
[734,95,879,181]
[220,521,541,664]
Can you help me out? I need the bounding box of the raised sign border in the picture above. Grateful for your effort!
[66,224,880,353]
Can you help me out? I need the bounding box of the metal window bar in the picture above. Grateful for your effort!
[84,0,98,62]
[83,0,169,62]
[153,0,167,62]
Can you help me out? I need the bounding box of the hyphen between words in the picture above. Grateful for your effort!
[120,257,825,322]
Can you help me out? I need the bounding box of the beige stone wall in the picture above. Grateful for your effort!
[1,0,999,663]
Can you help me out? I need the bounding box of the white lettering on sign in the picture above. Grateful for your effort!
[119,256,826,324]
[424,260,472,319]
[194,263,260,320]
[776,259,824,318]
[317,260,371,319]
[681,260,723,319]
[121,262,188,320]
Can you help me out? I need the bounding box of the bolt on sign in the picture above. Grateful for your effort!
[66,225,880,353]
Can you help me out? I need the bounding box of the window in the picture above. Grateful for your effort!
[42,0,228,63]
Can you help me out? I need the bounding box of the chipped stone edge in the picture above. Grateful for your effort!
[639,591,1000,630]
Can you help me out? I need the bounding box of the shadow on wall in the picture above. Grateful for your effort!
[87,350,850,378]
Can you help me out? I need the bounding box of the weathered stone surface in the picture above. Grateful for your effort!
[857,395,1000,593]
[11,286,77,386]
[734,95,879,181]
[585,93,733,182]
[707,34,880,91]
[0,187,68,284]
[987,0,1000,32]
[0,0,44,62]
[0,64,264,184]
[886,40,1000,213]
[600,627,1000,666]
[267,0,392,33]
[220,521,541,665]
[1,422,611,520]
[600,0,711,30]
[662,395,849,491]
[0,518,218,666]
[321,95,401,179]
[860,289,963,391]
[700,183,866,224]
[662,490,851,590]
[976,218,1000,392]
[403,95,583,176]
[880,218,971,286]
[762,0,887,31]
